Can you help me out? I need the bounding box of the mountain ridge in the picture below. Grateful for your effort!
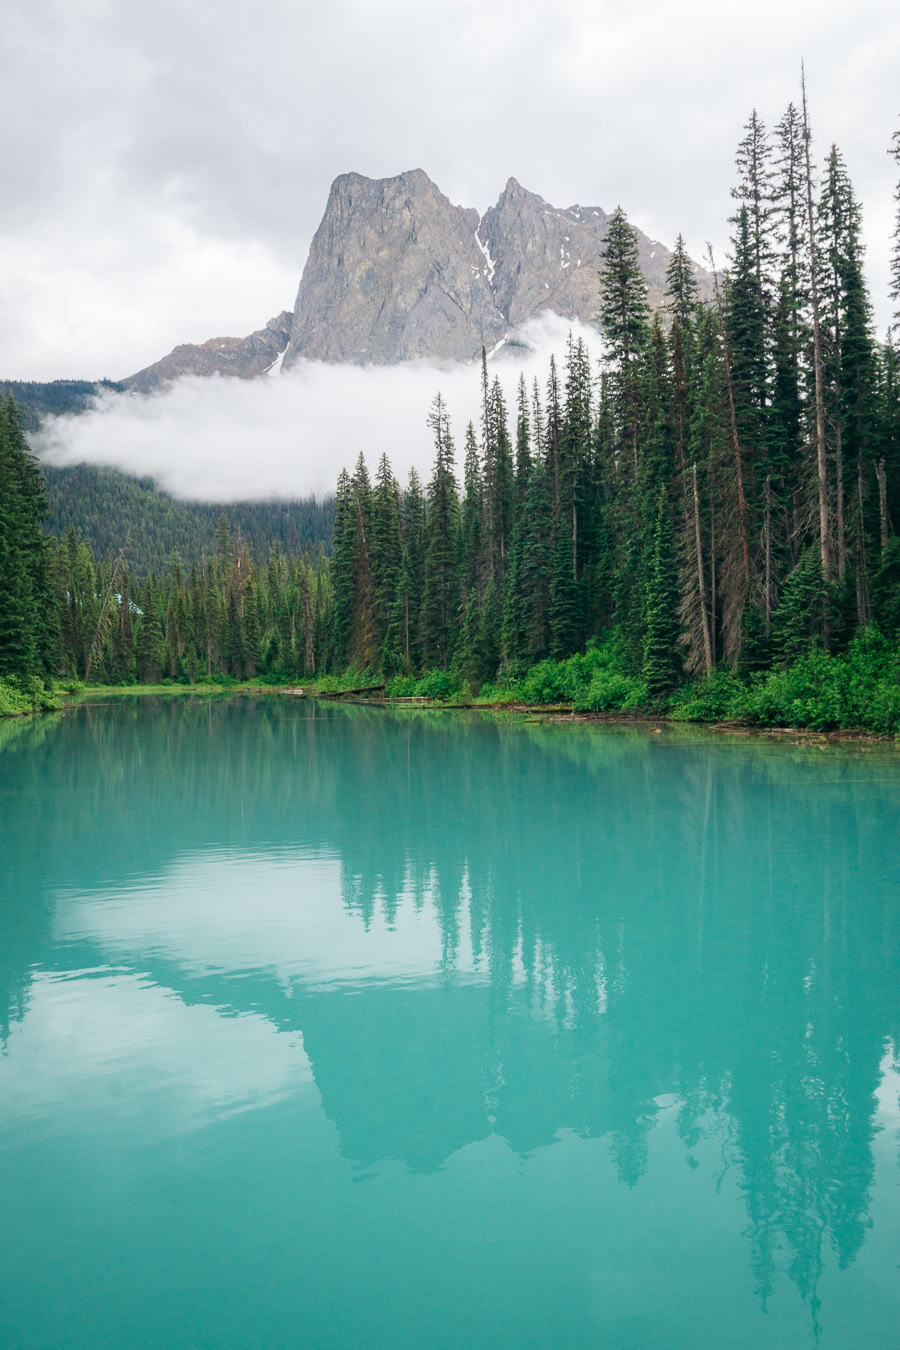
[123,170,710,389]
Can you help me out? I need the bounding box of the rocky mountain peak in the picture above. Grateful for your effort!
[122,170,712,388]
[282,171,707,367]
[282,169,503,367]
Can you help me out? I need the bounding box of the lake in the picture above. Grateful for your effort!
[0,697,898,1349]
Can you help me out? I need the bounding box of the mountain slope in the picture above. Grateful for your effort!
[43,463,334,577]
[121,312,292,394]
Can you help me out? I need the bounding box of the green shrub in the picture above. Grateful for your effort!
[573,671,648,713]
[0,675,60,716]
[414,669,461,701]
[385,674,418,697]
[668,670,746,722]
[519,659,573,704]
[473,680,518,704]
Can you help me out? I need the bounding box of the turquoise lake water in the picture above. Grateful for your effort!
[0,697,898,1349]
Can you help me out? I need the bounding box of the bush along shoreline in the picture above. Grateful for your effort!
[57,630,899,739]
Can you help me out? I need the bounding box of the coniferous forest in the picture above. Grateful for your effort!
[2,93,900,730]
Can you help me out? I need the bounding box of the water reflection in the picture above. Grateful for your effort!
[1,697,898,1341]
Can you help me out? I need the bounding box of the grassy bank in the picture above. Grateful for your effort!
[55,630,900,738]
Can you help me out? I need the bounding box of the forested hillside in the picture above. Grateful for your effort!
[43,464,335,577]
[0,379,124,432]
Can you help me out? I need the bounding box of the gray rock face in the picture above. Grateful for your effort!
[122,171,712,385]
[283,171,710,367]
[283,170,507,367]
[122,312,292,393]
[481,177,698,328]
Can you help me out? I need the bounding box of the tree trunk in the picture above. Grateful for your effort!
[876,458,890,551]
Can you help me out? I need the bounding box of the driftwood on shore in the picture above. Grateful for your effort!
[318,684,387,699]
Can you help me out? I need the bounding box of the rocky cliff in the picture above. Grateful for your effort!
[124,171,709,386]
[282,170,708,367]
[283,170,507,366]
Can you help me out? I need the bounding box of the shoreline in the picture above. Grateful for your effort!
[55,683,899,745]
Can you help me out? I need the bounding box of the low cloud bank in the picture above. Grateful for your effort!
[36,313,601,501]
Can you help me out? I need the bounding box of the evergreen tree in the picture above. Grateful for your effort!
[396,468,426,670]
[460,423,483,596]
[642,487,680,694]
[772,549,824,664]
[329,469,355,669]
[0,397,58,677]
[419,396,460,668]
[890,124,900,326]
[135,576,164,683]
[730,110,777,304]
[370,453,403,667]
[599,207,651,474]
[665,234,700,473]
[514,374,532,507]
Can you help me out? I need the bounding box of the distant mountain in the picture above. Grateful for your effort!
[121,170,710,388]
[121,312,292,394]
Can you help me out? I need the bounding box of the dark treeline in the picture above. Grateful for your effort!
[43,463,335,579]
[3,86,900,711]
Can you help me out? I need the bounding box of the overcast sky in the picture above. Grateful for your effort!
[2,0,898,382]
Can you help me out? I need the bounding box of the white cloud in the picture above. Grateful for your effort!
[36,312,597,499]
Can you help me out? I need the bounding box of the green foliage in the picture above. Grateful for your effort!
[669,669,747,722]
[573,671,649,713]
[413,669,461,701]
[0,674,60,715]
[670,632,900,734]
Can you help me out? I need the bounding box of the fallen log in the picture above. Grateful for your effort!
[320,684,386,699]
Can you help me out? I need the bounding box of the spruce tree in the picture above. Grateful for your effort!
[0,404,37,677]
[460,422,483,596]
[419,395,460,668]
[396,468,426,670]
[514,374,532,507]
[370,453,403,668]
[599,207,650,474]
[730,110,776,304]
[772,549,824,664]
[665,235,700,473]
[641,487,680,695]
[329,469,355,670]
[136,577,164,683]
[890,124,900,326]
